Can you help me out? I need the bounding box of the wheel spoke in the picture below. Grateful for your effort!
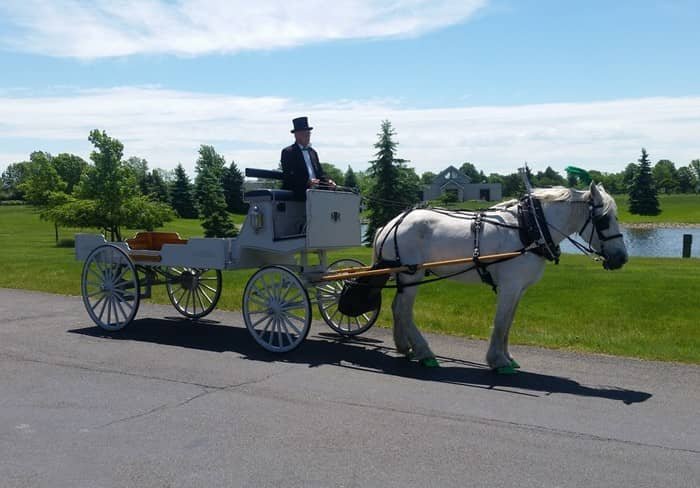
[91,293,106,312]
[285,313,307,325]
[197,286,214,306]
[200,283,218,294]
[251,313,270,327]
[276,318,284,347]
[281,299,307,311]
[248,295,268,308]
[195,288,206,313]
[281,315,302,336]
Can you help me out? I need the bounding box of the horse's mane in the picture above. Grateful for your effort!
[531,185,617,215]
[489,185,617,215]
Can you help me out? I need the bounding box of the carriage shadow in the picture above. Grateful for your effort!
[69,318,651,405]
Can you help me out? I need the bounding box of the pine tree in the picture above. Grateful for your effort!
[194,145,237,237]
[364,120,419,244]
[222,161,247,213]
[145,169,170,203]
[170,164,197,218]
[628,148,660,215]
[344,166,358,189]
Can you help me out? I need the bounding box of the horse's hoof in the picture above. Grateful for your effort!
[420,357,440,368]
[509,359,521,369]
[495,365,518,375]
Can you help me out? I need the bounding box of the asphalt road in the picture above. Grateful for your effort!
[1,288,698,488]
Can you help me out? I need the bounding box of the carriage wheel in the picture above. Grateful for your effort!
[316,258,380,336]
[242,266,311,353]
[166,267,222,319]
[81,244,140,331]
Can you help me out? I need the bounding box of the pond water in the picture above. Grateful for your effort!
[360,224,700,258]
[560,226,700,258]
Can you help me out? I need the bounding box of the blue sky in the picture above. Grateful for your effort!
[1,0,699,177]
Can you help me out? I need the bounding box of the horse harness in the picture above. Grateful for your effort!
[373,195,567,293]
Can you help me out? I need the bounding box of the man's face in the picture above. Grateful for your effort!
[294,130,311,146]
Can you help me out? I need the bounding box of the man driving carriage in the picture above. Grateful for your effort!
[281,117,336,200]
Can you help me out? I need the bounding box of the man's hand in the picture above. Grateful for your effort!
[309,178,337,189]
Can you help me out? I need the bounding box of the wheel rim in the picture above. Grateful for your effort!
[166,267,222,318]
[243,266,311,353]
[317,259,380,336]
[81,244,139,331]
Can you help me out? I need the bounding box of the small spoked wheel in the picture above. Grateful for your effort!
[166,267,222,319]
[316,258,380,336]
[242,266,311,353]
[81,244,140,331]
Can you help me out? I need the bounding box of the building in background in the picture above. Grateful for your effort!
[422,165,502,202]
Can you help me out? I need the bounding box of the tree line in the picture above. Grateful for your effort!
[2,124,698,241]
[0,130,245,240]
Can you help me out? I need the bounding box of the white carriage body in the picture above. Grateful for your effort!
[75,188,362,270]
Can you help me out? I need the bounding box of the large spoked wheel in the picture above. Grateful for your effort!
[242,266,311,353]
[166,267,222,319]
[81,244,140,331]
[316,258,380,336]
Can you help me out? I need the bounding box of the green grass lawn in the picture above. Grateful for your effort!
[1,204,699,364]
[613,193,700,224]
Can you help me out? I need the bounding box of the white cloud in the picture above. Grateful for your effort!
[1,87,699,178]
[0,0,487,59]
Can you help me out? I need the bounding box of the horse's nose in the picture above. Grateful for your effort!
[603,250,628,270]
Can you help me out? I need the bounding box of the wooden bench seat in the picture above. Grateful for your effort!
[125,232,188,251]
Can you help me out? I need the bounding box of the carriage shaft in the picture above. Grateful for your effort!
[317,251,524,282]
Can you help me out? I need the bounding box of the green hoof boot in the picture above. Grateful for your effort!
[420,357,440,368]
[495,365,518,375]
[509,359,521,369]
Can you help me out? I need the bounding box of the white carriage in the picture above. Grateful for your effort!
[76,174,380,353]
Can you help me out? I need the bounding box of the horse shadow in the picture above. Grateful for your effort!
[69,318,652,405]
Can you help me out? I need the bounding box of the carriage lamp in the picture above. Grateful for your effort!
[251,205,264,232]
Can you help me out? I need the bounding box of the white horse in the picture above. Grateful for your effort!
[372,183,628,374]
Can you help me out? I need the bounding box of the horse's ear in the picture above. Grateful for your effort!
[589,181,601,199]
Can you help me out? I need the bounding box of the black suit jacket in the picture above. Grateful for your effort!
[280,144,326,200]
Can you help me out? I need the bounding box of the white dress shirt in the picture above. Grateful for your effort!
[298,143,316,179]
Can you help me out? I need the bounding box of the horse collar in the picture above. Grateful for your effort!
[517,197,561,263]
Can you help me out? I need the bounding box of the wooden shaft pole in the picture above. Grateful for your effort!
[318,251,524,282]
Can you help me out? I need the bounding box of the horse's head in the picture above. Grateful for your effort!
[582,183,628,270]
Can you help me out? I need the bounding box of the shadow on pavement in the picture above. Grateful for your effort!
[69,318,652,405]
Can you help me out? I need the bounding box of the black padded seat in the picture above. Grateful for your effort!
[244,189,298,201]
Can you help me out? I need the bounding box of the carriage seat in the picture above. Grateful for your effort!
[126,231,188,251]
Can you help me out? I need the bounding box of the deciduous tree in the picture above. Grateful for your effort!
[52,153,88,194]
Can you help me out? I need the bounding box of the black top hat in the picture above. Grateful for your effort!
[291,117,313,133]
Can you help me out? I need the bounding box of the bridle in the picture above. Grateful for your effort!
[551,199,624,261]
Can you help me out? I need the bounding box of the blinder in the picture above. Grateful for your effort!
[579,203,623,247]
